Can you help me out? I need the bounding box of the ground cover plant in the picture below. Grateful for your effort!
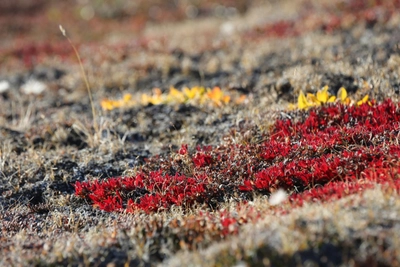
[1,0,400,266]
[76,96,400,214]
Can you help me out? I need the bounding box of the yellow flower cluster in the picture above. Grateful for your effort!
[297,86,370,110]
[101,86,245,111]
[100,94,134,111]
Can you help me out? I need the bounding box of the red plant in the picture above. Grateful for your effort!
[75,171,208,213]
[75,100,400,214]
[178,144,188,155]
[220,213,238,236]
[193,153,213,168]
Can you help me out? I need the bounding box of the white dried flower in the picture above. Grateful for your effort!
[269,189,288,206]
[0,80,10,93]
[21,79,47,95]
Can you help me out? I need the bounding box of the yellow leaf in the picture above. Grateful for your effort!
[101,99,115,110]
[307,93,320,106]
[193,86,206,96]
[298,91,309,109]
[207,87,222,99]
[316,86,329,103]
[327,96,336,103]
[344,98,351,105]
[235,95,247,104]
[167,87,185,103]
[149,95,163,105]
[183,87,199,100]
[141,94,150,105]
[207,87,228,106]
[288,103,296,110]
[222,95,230,104]
[123,94,132,102]
[101,94,135,110]
[147,88,164,105]
[357,95,369,106]
[337,87,348,102]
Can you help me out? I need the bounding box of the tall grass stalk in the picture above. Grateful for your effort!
[59,25,99,135]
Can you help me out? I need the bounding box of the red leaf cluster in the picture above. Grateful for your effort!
[75,171,207,213]
[75,100,400,213]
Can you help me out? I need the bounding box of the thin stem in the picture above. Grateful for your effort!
[59,25,98,134]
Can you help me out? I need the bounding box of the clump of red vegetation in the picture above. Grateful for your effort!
[248,0,400,39]
[5,42,75,68]
[75,99,400,214]
[75,171,208,212]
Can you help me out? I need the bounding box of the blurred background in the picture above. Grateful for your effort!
[0,0,257,44]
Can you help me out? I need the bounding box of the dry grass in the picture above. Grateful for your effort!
[165,186,400,266]
[1,0,400,266]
